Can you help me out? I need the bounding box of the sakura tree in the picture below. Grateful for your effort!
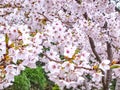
[0,0,120,90]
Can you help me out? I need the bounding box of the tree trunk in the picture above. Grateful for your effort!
[115,78,120,90]
[105,42,113,90]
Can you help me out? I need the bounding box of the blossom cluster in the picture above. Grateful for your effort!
[0,0,120,90]
[38,19,111,89]
[0,24,43,89]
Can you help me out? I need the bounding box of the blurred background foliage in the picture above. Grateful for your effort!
[4,61,60,90]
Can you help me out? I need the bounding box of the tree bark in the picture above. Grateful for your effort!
[88,36,101,63]
[105,42,113,90]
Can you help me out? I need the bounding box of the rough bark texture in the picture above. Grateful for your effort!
[115,78,120,90]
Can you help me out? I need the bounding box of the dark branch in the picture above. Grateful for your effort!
[88,36,101,63]
[107,42,113,63]
[75,66,93,71]
[105,42,113,90]
[44,54,94,71]
[43,54,63,64]
[37,12,52,22]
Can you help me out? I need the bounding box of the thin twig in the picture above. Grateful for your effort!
[0,12,12,17]
[43,54,63,64]
[37,12,52,22]
[75,66,93,71]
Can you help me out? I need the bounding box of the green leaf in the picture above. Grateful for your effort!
[110,79,116,90]
[75,0,82,4]
[85,74,92,81]
[110,64,120,69]
[52,84,60,90]
[5,34,9,45]
[59,55,65,60]
[5,34,9,54]
[42,46,50,52]
[75,48,80,54]
[50,42,57,45]
[38,53,44,58]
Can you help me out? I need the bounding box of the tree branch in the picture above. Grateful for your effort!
[75,66,93,71]
[43,54,63,64]
[101,70,106,90]
[44,54,94,71]
[107,42,113,63]
[105,42,113,90]
[88,36,101,63]
[88,36,108,89]
[37,12,52,23]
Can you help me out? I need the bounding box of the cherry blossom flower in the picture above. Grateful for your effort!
[47,61,61,74]
[113,68,120,78]
[92,72,103,82]
[99,60,110,71]
[46,49,59,60]
[62,61,75,72]
[64,45,76,58]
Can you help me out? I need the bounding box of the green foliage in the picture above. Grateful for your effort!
[59,55,65,60]
[42,46,50,52]
[24,67,47,90]
[110,79,116,90]
[12,72,30,90]
[5,65,54,90]
[52,84,60,90]
[38,53,44,58]
[74,48,80,54]
[85,74,92,81]
[50,42,57,45]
